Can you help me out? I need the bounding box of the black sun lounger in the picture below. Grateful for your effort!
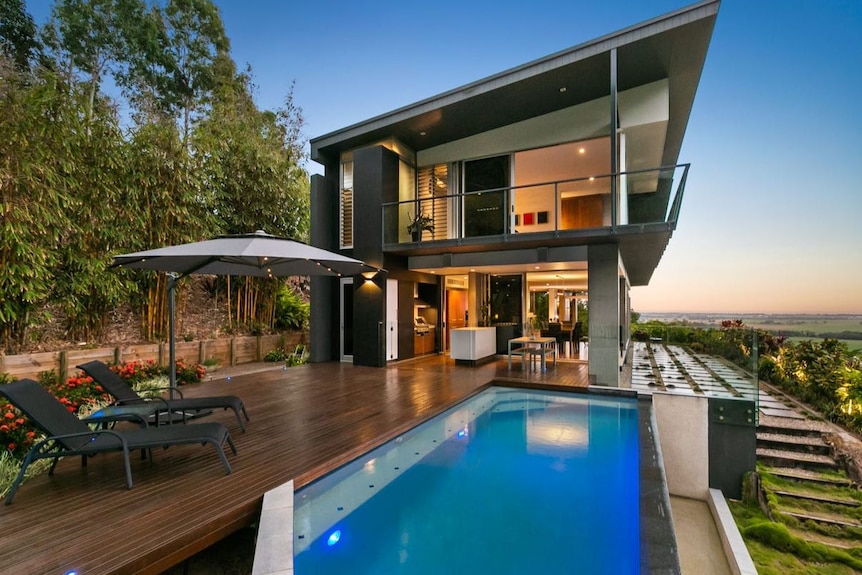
[0,379,236,505]
[77,360,249,432]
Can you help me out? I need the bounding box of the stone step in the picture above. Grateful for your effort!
[788,527,860,550]
[757,448,840,472]
[764,468,855,488]
[756,432,832,456]
[757,423,824,439]
[781,510,862,529]
[772,489,860,508]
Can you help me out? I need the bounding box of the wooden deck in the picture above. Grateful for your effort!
[0,355,589,574]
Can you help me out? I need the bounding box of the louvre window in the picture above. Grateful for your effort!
[416,164,449,240]
[340,161,353,248]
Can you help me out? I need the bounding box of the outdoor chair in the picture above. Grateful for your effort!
[573,322,583,351]
[0,379,236,505]
[77,360,249,432]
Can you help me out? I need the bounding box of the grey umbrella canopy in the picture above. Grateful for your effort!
[113,230,377,278]
[113,231,379,389]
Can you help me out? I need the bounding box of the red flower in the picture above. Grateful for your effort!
[7,443,15,451]
[0,425,8,433]
[26,431,35,438]
[4,412,14,420]
[15,418,24,426]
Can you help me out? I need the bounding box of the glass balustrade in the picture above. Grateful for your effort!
[382,164,690,246]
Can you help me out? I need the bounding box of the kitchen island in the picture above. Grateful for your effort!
[449,327,497,366]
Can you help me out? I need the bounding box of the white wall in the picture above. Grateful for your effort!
[653,393,710,499]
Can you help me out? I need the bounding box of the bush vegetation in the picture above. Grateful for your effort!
[0,0,310,355]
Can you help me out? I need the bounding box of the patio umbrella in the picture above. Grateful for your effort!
[113,230,379,390]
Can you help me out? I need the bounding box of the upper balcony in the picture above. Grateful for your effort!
[383,163,688,251]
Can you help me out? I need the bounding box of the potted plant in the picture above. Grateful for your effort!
[406,211,434,241]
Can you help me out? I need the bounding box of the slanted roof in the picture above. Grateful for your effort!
[311,0,719,167]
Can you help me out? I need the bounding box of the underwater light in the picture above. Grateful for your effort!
[327,530,342,546]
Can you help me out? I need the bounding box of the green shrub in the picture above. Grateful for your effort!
[264,348,287,362]
[174,360,206,385]
[111,359,205,387]
[0,401,38,458]
[274,285,309,330]
[47,371,112,416]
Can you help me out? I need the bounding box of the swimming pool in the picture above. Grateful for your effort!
[293,387,647,574]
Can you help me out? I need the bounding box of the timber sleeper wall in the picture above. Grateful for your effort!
[0,332,303,383]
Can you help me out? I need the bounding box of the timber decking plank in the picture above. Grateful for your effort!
[0,356,588,574]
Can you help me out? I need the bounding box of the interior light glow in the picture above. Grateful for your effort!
[327,530,342,546]
[589,176,595,181]
[578,147,586,154]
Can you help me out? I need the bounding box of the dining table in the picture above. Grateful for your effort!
[507,336,557,370]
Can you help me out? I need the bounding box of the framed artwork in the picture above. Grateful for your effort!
[514,214,520,226]
[537,211,548,224]
[523,212,534,225]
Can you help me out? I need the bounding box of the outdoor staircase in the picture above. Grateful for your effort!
[755,417,862,552]
[756,424,840,472]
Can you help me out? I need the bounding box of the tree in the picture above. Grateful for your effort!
[0,0,39,72]
[192,62,309,328]
[46,0,146,122]
[0,70,74,351]
[125,117,216,339]
[123,0,227,142]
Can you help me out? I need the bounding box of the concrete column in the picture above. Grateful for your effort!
[588,244,621,386]
[310,173,336,362]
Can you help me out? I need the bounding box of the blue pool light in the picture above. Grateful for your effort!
[327,530,342,547]
[457,430,466,438]
[65,571,78,575]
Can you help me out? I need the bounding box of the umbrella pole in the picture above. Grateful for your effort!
[167,273,179,398]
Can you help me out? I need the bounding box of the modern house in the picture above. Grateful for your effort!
[309,0,719,386]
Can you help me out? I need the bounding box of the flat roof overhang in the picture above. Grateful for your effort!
[400,225,674,287]
[311,0,719,167]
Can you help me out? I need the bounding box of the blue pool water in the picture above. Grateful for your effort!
[294,387,640,574]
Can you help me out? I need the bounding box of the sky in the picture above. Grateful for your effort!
[25,0,862,315]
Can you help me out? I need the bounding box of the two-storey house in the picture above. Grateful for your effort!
[308,0,718,386]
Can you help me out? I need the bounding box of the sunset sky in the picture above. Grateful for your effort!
[26,0,862,314]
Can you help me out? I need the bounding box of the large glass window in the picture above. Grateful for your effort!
[513,137,611,232]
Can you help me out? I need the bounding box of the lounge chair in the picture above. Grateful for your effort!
[0,379,236,505]
[77,360,249,432]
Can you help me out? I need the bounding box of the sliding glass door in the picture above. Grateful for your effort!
[463,155,509,238]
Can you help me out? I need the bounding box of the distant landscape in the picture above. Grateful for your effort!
[638,313,862,351]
